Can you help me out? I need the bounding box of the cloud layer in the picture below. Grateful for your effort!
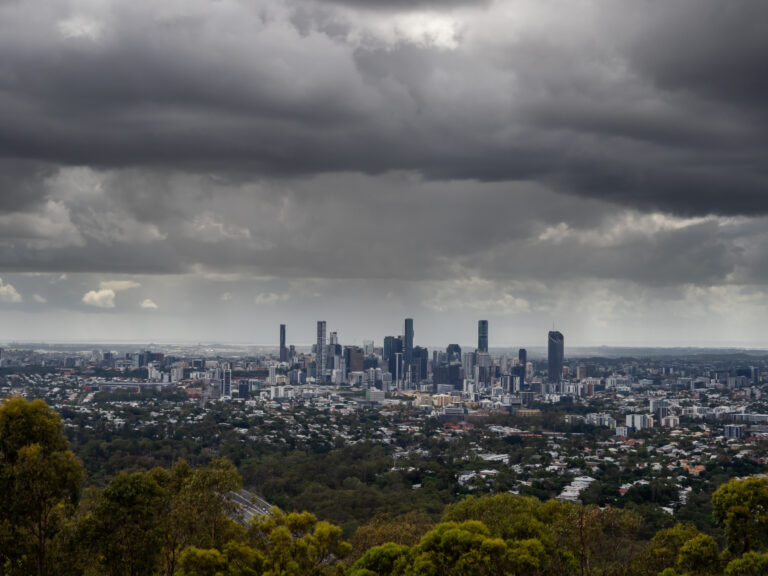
[0,0,767,346]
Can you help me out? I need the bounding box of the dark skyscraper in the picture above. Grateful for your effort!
[316,321,327,381]
[478,320,488,353]
[345,346,364,373]
[516,348,528,388]
[404,318,414,368]
[446,344,462,363]
[413,346,429,381]
[279,324,287,362]
[548,331,564,383]
[222,368,232,397]
[384,335,402,377]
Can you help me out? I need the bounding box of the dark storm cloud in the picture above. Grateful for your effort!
[0,167,761,296]
[315,0,487,8]
[616,0,768,109]
[0,0,766,218]
[1,0,768,309]
[0,160,53,211]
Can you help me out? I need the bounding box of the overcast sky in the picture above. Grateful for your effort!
[1,0,767,348]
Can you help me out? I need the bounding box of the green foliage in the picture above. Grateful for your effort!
[712,477,768,556]
[441,492,645,575]
[177,546,228,576]
[86,470,167,576]
[350,511,434,560]
[240,442,451,536]
[0,397,84,576]
[248,508,351,576]
[551,503,643,576]
[11,398,768,576]
[724,551,768,576]
[182,458,243,549]
[677,533,720,575]
[409,520,519,576]
[0,397,70,459]
[177,542,263,576]
[351,542,411,576]
[442,493,555,543]
[639,523,703,576]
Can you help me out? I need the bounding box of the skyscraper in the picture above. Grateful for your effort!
[462,352,475,381]
[413,346,429,382]
[446,344,462,363]
[404,318,414,369]
[316,321,327,381]
[384,336,402,377]
[222,368,232,397]
[478,320,488,353]
[279,324,287,362]
[517,348,527,387]
[548,331,564,384]
[345,346,364,373]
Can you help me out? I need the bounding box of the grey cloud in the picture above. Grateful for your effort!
[0,1,766,216]
[0,160,53,212]
[0,167,762,293]
[460,217,743,288]
[2,0,768,347]
[313,0,487,9]
[614,0,768,110]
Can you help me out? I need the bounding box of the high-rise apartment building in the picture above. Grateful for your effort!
[316,321,327,381]
[478,320,488,353]
[548,331,564,383]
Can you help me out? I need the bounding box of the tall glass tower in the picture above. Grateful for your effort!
[404,318,414,368]
[316,321,327,381]
[279,324,287,362]
[548,331,564,383]
[478,320,488,353]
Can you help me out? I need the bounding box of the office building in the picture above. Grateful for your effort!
[279,324,287,362]
[413,346,429,382]
[384,336,403,379]
[346,346,364,373]
[462,352,475,381]
[478,320,488,353]
[404,318,414,369]
[446,344,462,363]
[548,331,564,383]
[222,368,232,397]
[316,321,327,381]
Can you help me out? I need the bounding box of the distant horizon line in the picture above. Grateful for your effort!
[2,338,768,354]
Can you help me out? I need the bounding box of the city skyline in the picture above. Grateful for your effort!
[1,2,768,347]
